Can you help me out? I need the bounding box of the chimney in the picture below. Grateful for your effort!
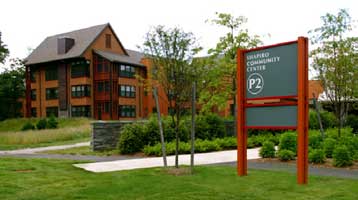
[57,37,75,54]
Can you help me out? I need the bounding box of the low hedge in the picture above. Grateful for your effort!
[259,141,276,158]
[309,149,326,164]
[333,145,353,167]
[143,137,237,156]
[277,150,295,161]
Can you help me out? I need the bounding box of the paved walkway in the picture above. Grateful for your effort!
[74,149,261,172]
[0,142,90,155]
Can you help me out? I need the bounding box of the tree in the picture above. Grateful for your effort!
[199,13,262,135]
[142,25,201,168]
[0,31,10,64]
[0,58,25,120]
[309,9,358,136]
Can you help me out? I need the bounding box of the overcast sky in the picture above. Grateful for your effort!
[1,0,357,72]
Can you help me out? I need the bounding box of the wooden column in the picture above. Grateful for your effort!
[237,49,247,176]
[25,66,32,117]
[297,37,309,184]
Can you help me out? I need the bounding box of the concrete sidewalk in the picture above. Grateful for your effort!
[74,148,260,173]
[0,142,90,155]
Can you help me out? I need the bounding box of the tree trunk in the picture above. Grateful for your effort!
[190,82,196,174]
[153,87,167,167]
[175,107,180,168]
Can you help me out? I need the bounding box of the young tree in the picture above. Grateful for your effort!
[0,58,25,120]
[0,31,10,64]
[309,9,358,136]
[142,25,201,168]
[200,13,262,135]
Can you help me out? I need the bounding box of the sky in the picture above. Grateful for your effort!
[0,0,357,73]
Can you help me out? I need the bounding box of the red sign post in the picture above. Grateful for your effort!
[236,37,309,184]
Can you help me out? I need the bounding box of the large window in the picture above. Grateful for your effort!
[46,88,58,100]
[119,65,135,78]
[119,105,136,117]
[97,81,110,92]
[96,56,109,73]
[72,85,91,98]
[45,65,58,81]
[30,69,36,82]
[31,89,36,100]
[46,107,58,117]
[119,85,135,97]
[71,61,89,78]
[72,106,91,117]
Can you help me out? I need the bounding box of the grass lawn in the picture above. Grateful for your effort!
[0,118,92,150]
[0,158,357,200]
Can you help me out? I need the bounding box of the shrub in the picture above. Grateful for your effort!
[333,145,353,167]
[214,137,237,149]
[346,114,358,134]
[309,110,337,130]
[195,139,222,153]
[308,149,326,164]
[46,115,58,129]
[21,121,35,131]
[259,141,276,158]
[118,123,145,154]
[142,117,161,146]
[309,133,323,150]
[277,150,295,161]
[279,132,297,154]
[195,114,225,140]
[247,138,255,148]
[323,138,336,158]
[36,119,47,130]
[325,127,353,139]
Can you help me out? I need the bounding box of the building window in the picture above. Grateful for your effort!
[96,81,110,92]
[72,85,91,98]
[96,56,109,73]
[72,106,91,117]
[104,102,110,113]
[45,65,58,81]
[46,107,58,117]
[31,89,36,100]
[119,65,135,78]
[119,85,135,97]
[31,108,37,117]
[71,61,89,78]
[46,88,58,100]
[105,34,111,48]
[30,69,36,82]
[119,105,136,117]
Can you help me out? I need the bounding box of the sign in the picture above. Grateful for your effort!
[246,43,298,99]
[236,37,309,185]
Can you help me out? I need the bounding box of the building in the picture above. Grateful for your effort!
[24,23,169,120]
[24,23,324,120]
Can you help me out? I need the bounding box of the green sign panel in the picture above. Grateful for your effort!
[246,43,298,98]
[246,106,297,127]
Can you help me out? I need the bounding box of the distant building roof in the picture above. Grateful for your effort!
[309,80,324,99]
[94,49,145,67]
[25,23,129,65]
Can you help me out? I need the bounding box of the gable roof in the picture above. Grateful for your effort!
[309,80,324,99]
[94,49,145,67]
[25,23,128,65]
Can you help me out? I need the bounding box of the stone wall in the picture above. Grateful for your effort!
[91,121,125,151]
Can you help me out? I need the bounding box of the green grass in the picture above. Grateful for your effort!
[42,146,118,156]
[0,117,91,132]
[0,125,91,150]
[0,157,357,200]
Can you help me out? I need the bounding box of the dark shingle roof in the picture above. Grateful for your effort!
[94,49,145,67]
[25,24,109,65]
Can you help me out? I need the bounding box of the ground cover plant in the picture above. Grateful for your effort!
[0,118,91,150]
[0,157,358,200]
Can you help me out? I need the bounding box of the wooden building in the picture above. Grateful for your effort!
[24,23,168,120]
